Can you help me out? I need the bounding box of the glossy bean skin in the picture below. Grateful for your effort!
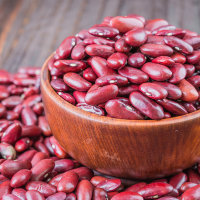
[34,141,50,157]
[110,16,144,33]
[115,37,131,53]
[88,26,119,37]
[181,184,200,200]
[146,35,165,45]
[25,191,45,200]
[124,182,147,192]
[50,79,69,92]
[129,91,164,119]
[53,159,74,173]
[2,96,23,109]
[57,92,76,105]
[105,99,144,120]
[21,107,37,126]
[168,63,186,84]
[3,111,19,120]
[171,52,186,64]
[0,103,6,118]
[128,53,146,68]
[38,116,52,136]
[76,103,105,116]
[13,78,36,87]
[21,125,42,137]
[69,167,94,181]
[26,181,57,197]
[187,75,200,88]
[83,68,98,82]
[111,191,143,200]
[73,91,86,103]
[152,56,175,66]
[1,122,22,144]
[76,180,94,200]
[138,182,173,199]
[46,192,67,200]
[169,172,188,191]
[23,94,42,107]
[57,171,79,193]
[0,159,32,178]
[32,102,44,115]
[181,102,197,113]
[125,28,147,47]
[159,197,178,200]
[2,194,24,200]
[145,19,168,32]
[180,182,198,193]
[177,79,199,101]
[95,75,128,86]
[84,37,115,47]
[90,176,108,186]
[156,29,186,38]
[141,62,172,81]
[118,84,139,96]
[12,188,26,200]
[91,57,117,77]
[31,152,48,166]
[140,44,173,57]
[0,181,12,199]
[10,169,32,188]
[15,137,31,152]
[0,86,9,100]
[184,64,195,78]
[118,67,149,84]
[85,45,115,58]
[107,52,127,70]
[186,51,200,64]
[0,142,16,160]
[64,72,92,92]
[156,99,188,116]
[183,36,200,49]
[92,188,108,200]
[187,168,200,184]
[163,36,193,54]
[78,30,95,40]
[71,42,86,60]
[17,149,37,161]
[54,36,76,59]
[85,84,118,105]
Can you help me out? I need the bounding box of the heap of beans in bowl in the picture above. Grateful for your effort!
[49,14,200,120]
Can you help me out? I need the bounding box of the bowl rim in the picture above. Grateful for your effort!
[41,53,200,127]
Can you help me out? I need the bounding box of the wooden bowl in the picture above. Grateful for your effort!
[41,54,200,180]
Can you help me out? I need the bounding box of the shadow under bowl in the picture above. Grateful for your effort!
[41,54,200,180]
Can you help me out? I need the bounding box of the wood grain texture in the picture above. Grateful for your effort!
[41,54,200,180]
[1,0,200,72]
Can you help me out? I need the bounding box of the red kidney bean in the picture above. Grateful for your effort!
[159,197,178,200]
[1,122,22,144]
[44,137,55,156]
[126,14,145,24]
[10,169,32,188]
[53,159,74,173]
[21,107,37,126]
[2,96,23,108]
[177,79,199,101]
[138,182,173,199]
[49,173,64,187]
[0,121,13,132]
[32,102,44,115]
[146,35,165,45]
[145,19,168,32]
[13,77,36,87]
[17,150,37,162]
[63,72,92,91]
[57,92,76,105]
[0,103,6,118]
[168,63,186,84]
[0,142,16,160]
[22,86,39,99]
[125,28,147,47]
[115,37,131,53]
[25,190,45,200]
[30,159,54,181]
[12,188,26,200]
[92,188,108,200]
[23,94,42,107]
[152,56,175,66]
[130,91,164,119]
[140,44,173,57]
[111,191,143,200]
[88,26,119,37]
[118,67,149,84]
[78,30,94,40]
[9,87,24,96]
[13,104,23,115]
[141,62,172,81]
[169,172,187,191]
[0,86,9,100]
[83,68,98,82]
[50,66,64,76]
[26,181,57,197]
[153,82,182,100]
[50,136,69,159]
[76,180,93,200]
[46,192,67,200]
[44,170,58,183]
[128,53,146,68]
[31,152,48,167]
[65,193,76,200]
[139,82,168,100]
[105,99,144,120]
[50,79,69,92]
[156,29,186,39]
[184,64,195,78]
[38,116,51,136]
[96,179,121,192]
[85,44,115,58]
[186,51,200,64]
[22,125,42,137]
[84,37,115,47]
[34,141,50,157]
[76,103,105,116]
[90,176,108,186]
[95,75,128,86]
[3,111,19,120]
[163,36,193,54]
[91,57,117,77]
[71,42,86,60]
[187,168,200,184]
[107,192,118,200]
[0,174,9,185]
[183,36,200,49]
[181,102,197,113]
[85,84,118,105]
[107,53,127,70]
[54,60,87,73]
[152,25,176,35]
[18,66,40,76]
[124,182,147,192]
[157,99,188,116]
[181,184,200,200]
[180,182,198,193]
[170,52,186,64]
[0,159,31,178]
[57,171,79,193]
[0,70,12,84]
[54,36,76,59]
[0,181,12,199]
[187,75,200,88]
[118,84,139,96]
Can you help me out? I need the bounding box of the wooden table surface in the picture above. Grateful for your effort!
[0,0,200,72]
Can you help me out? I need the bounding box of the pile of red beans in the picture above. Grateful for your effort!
[0,68,200,199]
[49,15,200,120]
